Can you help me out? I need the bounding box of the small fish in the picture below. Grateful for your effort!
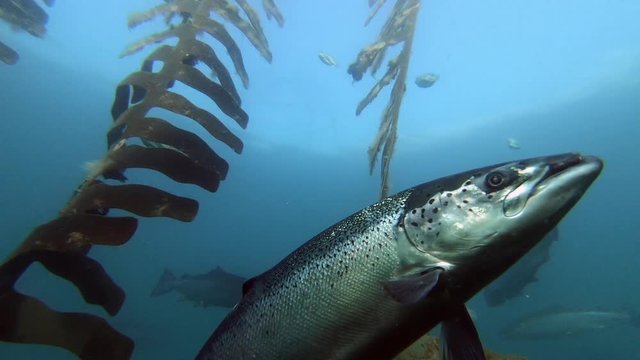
[484,227,559,307]
[502,306,640,339]
[151,267,246,308]
[508,138,521,150]
[415,73,439,88]
[318,51,337,66]
[196,153,602,359]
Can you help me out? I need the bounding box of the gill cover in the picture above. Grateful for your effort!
[402,160,542,254]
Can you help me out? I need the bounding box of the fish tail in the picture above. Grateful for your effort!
[151,268,177,296]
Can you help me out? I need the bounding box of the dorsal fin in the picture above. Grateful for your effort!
[242,276,259,297]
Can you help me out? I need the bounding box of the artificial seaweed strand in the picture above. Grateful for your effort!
[0,0,54,64]
[365,0,387,26]
[262,0,284,27]
[210,0,272,62]
[351,0,420,198]
[0,0,283,357]
[0,40,19,64]
[127,3,180,29]
[234,0,269,48]
[356,57,399,115]
[119,27,178,57]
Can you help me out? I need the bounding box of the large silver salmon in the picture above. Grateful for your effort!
[196,153,602,359]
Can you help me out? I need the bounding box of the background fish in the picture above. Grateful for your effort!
[151,267,246,308]
[508,138,521,149]
[318,51,337,66]
[484,227,559,307]
[502,306,640,339]
[415,73,439,88]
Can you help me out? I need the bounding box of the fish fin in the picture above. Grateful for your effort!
[150,269,176,296]
[441,303,486,360]
[242,276,259,297]
[383,267,442,304]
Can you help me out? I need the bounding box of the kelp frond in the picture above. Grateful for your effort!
[0,0,284,357]
[263,0,285,27]
[349,0,420,199]
[0,0,54,64]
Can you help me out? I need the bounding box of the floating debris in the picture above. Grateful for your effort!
[414,73,439,88]
[318,51,337,66]
[508,138,521,149]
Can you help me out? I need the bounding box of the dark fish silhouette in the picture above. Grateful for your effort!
[151,267,246,308]
[196,154,602,359]
[484,227,559,307]
[502,306,640,340]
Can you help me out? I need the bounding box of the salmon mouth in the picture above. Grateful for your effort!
[528,154,603,204]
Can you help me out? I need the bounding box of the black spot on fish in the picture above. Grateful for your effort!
[487,194,494,199]
[411,222,419,226]
[412,209,417,214]
[463,200,469,204]
[462,188,467,192]
[465,180,472,186]
[446,193,452,197]
[420,240,424,244]
[432,208,439,214]
[427,218,433,223]
[428,198,435,205]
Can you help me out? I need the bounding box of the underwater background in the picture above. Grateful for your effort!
[1,0,639,359]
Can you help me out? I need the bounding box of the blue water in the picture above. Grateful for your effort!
[1,1,639,359]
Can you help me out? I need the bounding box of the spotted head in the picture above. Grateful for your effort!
[394,153,602,296]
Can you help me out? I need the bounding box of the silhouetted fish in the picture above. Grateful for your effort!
[502,306,640,339]
[484,227,559,307]
[151,267,246,308]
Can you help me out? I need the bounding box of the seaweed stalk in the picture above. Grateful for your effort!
[0,0,284,357]
[349,0,420,198]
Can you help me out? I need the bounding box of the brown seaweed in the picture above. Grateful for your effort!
[349,0,420,198]
[0,40,19,64]
[0,0,284,357]
[0,0,53,64]
[263,0,285,27]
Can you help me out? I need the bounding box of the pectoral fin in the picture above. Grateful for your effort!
[441,303,486,360]
[383,267,442,304]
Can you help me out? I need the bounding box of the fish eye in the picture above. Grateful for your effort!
[486,171,506,189]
